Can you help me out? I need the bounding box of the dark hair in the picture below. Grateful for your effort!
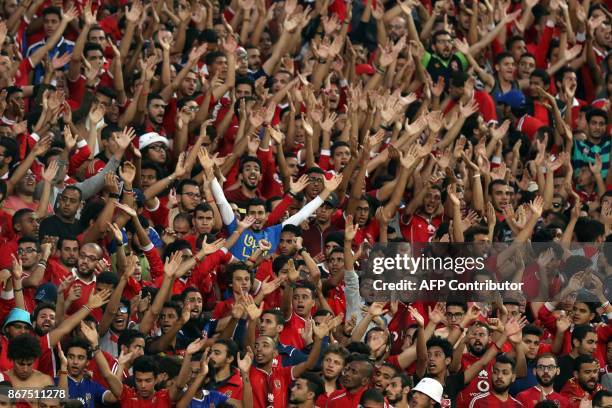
[495,51,514,66]
[42,6,61,18]
[522,324,543,338]
[446,301,467,312]
[141,160,165,180]
[163,239,192,261]
[62,185,83,201]
[554,66,575,85]
[330,141,351,156]
[225,262,251,286]
[574,354,597,372]
[530,68,550,85]
[194,203,214,215]
[17,236,39,249]
[322,344,350,363]
[8,334,41,360]
[536,352,558,367]
[157,356,181,377]
[84,42,104,57]
[535,401,561,408]
[235,76,255,93]
[593,390,612,407]
[262,309,285,325]
[586,108,608,124]
[300,372,325,398]
[204,51,225,66]
[239,156,262,173]
[214,339,238,366]
[571,324,596,346]
[177,178,199,195]
[0,137,18,166]
[295,281,316,298]
[246,197,267,213]
[147,93,164,105]
[574,218,605,242]
[432,30,452,44]
[426,336,453,358]
[32,302,55,321]
[495,354,516,371]
[281,224,302,237]
[118,329,146,352]
[66,338,92,360]
[133,355,159,376]
[97,271,120,287]
[360,388,385,404]
[12,208,34,231]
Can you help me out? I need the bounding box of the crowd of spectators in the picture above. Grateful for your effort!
[0,0,608,406]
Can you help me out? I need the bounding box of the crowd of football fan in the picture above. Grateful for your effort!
[0,0,609,406]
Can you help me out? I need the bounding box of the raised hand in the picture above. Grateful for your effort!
[80,321,99,345]
[290,174,309,195]
[106,222,124,244]
[186,338,207,355]
[408,305,425,327]
[199,237,226,255]
[113,202,137,218]
[237,347,254,372]
[42,160,59,183]
[344,214,359,242]
[368,301,388,317]
[114,127,136,152]
[119,162,137,186]
[323,174,342,192]
[164,251,183,278]
[87,288,112,309]
[244,295,264,320]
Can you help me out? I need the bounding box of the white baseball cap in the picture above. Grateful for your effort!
[139,132,169,150]
[412,378,443,404]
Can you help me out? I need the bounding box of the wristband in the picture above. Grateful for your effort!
[58,370,68,375]
[123,187,133,192]
[91,345,100,353]
[318,58,327,64]
[374,64,386,75]
[602,301,610,308]
[14,288,22,292]
[109,192,121,199]
[82,305,92,313]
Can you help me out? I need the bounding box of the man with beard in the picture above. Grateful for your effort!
[372,363,399,394]
[13,238,52,312]
[385,374,411,408]
[517,354,570,408]
[555,325,598,392]
[142,94,168,137]
[61,243,105,316]
[453,322,496,408]
[510,325,549,395]
[45,238,79,285]
[468,355,522,408]
[572,109,610,178]
[61,338,118,406]
[400,185,443,243]
[245,308,311,367]
[204,339,244,399]
[289,372,325,408]
[560,355,603,408]
[224,157,264,210]
[326,354,374,407]
[302,193,338,258]
[316,345,349,406]
[250,322,328,408]
[211,172,341,262]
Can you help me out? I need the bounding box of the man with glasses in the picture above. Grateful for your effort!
[169,179,202,228]
[517,354,570,408]
[62,243,104,317]
[139,132,170,167]
[15,237,52,312]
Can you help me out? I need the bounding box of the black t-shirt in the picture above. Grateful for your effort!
[413,372,466,408]
[39,215,84,240]
[555,354,576,392]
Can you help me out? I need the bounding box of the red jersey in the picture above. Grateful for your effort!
[560,377,603,408]
[119,384,170,408]
[249,358,294,408]
[326,386,367,408]
[65,274,97,317]
[517,386,570,408]
[468,392,523,408]
[278,312,306,350]
[316,388,348,407]
[216,368,244,399]
[456,352,495,408]
[400,213,443,243]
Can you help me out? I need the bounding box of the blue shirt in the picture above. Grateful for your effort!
[188,390,229,407]
[26,37,74,84]
[55,376,109,408]
[227,218,282,261]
